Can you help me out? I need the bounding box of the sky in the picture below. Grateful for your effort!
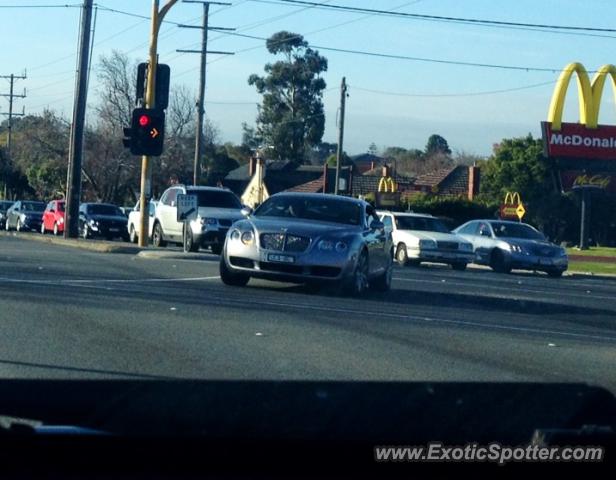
[1,0,616,157]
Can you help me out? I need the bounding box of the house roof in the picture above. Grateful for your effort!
[413,165,470,196]
[285,166,353,194]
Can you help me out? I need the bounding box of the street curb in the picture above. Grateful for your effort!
[136,250,215,261]
[0,231,143,254]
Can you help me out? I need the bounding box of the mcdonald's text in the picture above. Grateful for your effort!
[542,122,616,160]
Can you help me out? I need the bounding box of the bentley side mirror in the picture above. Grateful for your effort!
[241,206,253,217]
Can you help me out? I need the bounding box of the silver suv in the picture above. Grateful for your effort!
[152,186,244,254]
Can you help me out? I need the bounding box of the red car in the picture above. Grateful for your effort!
[41,200,65,235]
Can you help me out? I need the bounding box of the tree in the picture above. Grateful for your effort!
[307,141,337,165]
[5,111,69,200]
[248,31,328,164]
[91,51,198,202]
[205,146,239,186]
[325,152,351,167]
[425,134,451,156]
[478,134,568,237]
[367,142,378,156]
[479,135,551,204]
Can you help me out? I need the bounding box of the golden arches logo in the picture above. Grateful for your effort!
[378,177,396,193]
[548,62,616,131]
[504,192,521,205]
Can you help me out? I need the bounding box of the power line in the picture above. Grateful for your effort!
[222,32,569,72]
[257,0,616,34]
[349,80,556,98]
[0,4,81,8]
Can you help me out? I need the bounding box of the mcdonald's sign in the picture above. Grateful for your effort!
[376,176,400,208]
[542,63,616,161]
[378,176,396,193]
[500,192,525,221]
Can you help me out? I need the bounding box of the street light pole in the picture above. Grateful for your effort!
[138,0,179,248]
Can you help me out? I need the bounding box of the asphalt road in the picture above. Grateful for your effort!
[1,234,615,392]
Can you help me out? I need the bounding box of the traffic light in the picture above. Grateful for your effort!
[124,108,165,156]
[136,63,170,110]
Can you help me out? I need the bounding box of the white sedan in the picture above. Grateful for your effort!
[378,211,475,271]
[127,200,158,243]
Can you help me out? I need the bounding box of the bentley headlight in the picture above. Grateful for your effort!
[230,229,241,241]
[335,241,348,252]
[241,230,254,245]
[460,242,473,252]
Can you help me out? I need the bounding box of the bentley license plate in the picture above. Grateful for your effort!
[268,254,295,263]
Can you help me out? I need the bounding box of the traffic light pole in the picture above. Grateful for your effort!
[334,77,347,195]
[138,0,179,248]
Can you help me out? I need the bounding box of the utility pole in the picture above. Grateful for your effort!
[1,73,26,200]
[178,0,234,186]
[138,0,180,248]
[334,76,347,195]
[65,0,94,238]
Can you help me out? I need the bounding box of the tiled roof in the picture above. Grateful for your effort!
[284,167,353,194]
[414,167,457,187]
[438,166,469,196]
[286,176,325,193]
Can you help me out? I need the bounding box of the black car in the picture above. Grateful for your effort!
[78,203,129,241]
[4,200,45,232]
[0,200,14,229]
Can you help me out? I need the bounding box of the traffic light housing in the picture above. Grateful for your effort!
[125,108,165,156]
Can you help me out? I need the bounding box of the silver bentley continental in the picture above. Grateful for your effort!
[219,193,394,295]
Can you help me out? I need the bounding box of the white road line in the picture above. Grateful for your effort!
[392,277,616,301]
[0,276,220,285]
[62,276,220,283]
[222,298,616,343]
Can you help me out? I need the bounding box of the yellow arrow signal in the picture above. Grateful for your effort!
[516,203,526,220]
[150,128,159,139]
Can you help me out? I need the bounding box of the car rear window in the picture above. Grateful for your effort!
[491,222,545,240]
[189,190,241,209]
[23,202,46,212]
[395,216,450,233]
[87,204,124,216]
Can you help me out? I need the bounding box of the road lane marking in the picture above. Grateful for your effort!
[1,274,614,342]
[392,277,616,302]
[0,276,220,285]
[208,297,616,343]
[62,276,220,283]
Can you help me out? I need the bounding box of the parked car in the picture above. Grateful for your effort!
[120,206,134,216]
[0,200,14,229]
[4,200,46,232]
[78,203,129,241]
[127,200,158,243]
[378,211,475,271]
[453,219,568,277]
[220,192,393,295]
[152,186,244,254]
[41,199,65,235]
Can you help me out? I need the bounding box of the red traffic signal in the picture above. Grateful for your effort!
[138,114,151,127]
[125,108,165,156]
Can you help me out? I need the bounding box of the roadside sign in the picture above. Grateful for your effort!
[177,194,198,222]
[500,192,525,221]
